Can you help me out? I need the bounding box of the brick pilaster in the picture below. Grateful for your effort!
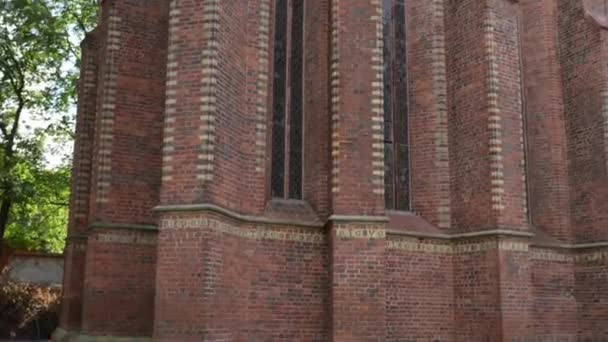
[446,0,529,233]
[160,0,266,214]
[558,1,608,338]
[330,222,386,341]
[159,0,217,204]
[80,0,167,338]
[59,31,99,332]
[408,0,451,229]
[558,0,608,243]
[328,1,387,339]
[329,0,385,216]
[88,0,165,226]
[453,238,533,340]
[304,0,331,219]
[520,0,573,242]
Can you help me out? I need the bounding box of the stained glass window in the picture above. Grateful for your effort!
[271,0,304,199]
[383,0,410,210]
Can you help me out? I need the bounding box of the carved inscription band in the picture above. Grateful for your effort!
[160,217,325,244]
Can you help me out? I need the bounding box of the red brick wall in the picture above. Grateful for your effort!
[446,0,528,233]
[446,0,493,231]
[498,245,533,340]
[531,250,578,340]
[520,0,573,243]
[81,229,157,337]
[408,0,452,230]
[154,213,329,341]
[330,223,386,341]
[386,238,454,341]
[575,251,608,340]
[329,0,385,216]
[75,0,166,338]
[559,0,608,243]
[160,0,217,206]
[303,0,331,220]
[88,0,166,225]
[58,0,608,340]
[453,240,502,341]
[209,0,259,213]
[59,240,87,332]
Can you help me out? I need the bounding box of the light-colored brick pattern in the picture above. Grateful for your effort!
[197,0,220,182]
[162,0,179,182]
[330,0,341,195]
[255,0,271,174]
[431,0,451,228]
[95,13,120,204]
[484,9,506,212]
[371,0,385,197]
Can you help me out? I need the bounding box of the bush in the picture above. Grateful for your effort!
[0,267,61,339]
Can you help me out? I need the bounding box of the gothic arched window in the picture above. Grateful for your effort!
[271,0,304,199]
[383,0,410,210]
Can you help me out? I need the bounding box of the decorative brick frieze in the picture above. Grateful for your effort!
[334,226,386,240]
[159,214,325,244]
[387,235,608,263]
[388,236,528,254]
[92,232,157,246]
[531,248,573,262]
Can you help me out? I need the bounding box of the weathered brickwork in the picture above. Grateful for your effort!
[386,237,454,341]
[521,0,573,244]
[559,0,608,243]
[154,212,329,341]
[81,228,157,337]
[60,30,98,332]
[57,0,608,341]
[408,0,452,229]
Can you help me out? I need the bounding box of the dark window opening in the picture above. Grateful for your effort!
[271,0,304,199]
[383,0,410,210]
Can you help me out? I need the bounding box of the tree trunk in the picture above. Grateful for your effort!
[0,199,11,256]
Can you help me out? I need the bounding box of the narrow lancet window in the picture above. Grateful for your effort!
[383,0,410,210]
[271,0,304,199]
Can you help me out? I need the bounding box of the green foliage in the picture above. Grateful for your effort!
[4,165,70,253]
[0,0,97,252]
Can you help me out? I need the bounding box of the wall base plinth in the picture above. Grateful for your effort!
[52,328,151,342]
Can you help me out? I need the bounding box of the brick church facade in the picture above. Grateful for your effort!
[55,0,608,340]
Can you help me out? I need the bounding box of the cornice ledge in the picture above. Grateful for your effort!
[153,203,325,228]
[387,229,534,240]
[531,241,608,250]
[90,222,158,232]
[328,215,390,224]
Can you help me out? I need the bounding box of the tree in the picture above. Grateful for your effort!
[0,0,97,254]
